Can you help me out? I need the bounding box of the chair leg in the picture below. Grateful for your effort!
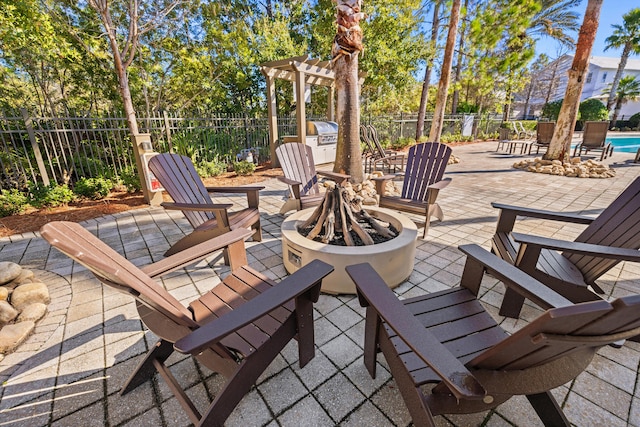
[499,287,526,318]
[121,339,174,395]
[198,316,298,426]
[526,392,570,427]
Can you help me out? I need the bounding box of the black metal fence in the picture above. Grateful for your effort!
[0,110,502,189]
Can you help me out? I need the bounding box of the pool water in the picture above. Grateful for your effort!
[608,136,640,153]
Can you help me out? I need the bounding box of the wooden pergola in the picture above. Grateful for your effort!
[260,55,336,166]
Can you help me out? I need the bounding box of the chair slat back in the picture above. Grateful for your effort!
[471,296,640,371]
[367,125,388,159]
[360,125,376,156]
[581,121,609,148]
[41,221,197,327]
[536,122,555,145]
[401,142,452,202]
[276,143,319,197]
[566,177,640,283]
[148,153,215,228]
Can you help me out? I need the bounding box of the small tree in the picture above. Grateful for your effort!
[604,8,640,112]
[578,98,608,122]
[428,0,461,142]
[604,75,640,126]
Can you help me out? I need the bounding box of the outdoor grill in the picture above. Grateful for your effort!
[306,121,338,145]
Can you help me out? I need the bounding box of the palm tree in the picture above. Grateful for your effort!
[604,8,640,112]
[546,0,602,161]
[603,75,640,126]
[332,0,365,183]
[528,0,582,46]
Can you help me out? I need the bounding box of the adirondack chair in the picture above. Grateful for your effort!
[573,121,613,160]
[491,176,640,320]
[531,121,555,154]
[374,142,452,238]
[148,153,264,256]
[275,142,350,213]
[41,222,334,427]
[364,124,406,173]
[346,244,640,427]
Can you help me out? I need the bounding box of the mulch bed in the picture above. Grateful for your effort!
[0,166,282,238]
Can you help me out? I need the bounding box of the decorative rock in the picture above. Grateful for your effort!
[0,262,22,286]
[8,269,35,286]
[0,321,35,354]
[513,158,615,178]
[17,303,47,322]
[0,300,19,325]
[0,287,8,301]
[363,197,378,205]
[10,282,50,311]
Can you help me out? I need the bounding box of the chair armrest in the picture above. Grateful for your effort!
[205,186,265,193]
[161,202,233,212]
[458,244,573,310]
[277,176,302,186]
[428,178,452,191]
[512,232,640,262]
[141,229,252,278]
[372,174,397,183]
[491,202,595,225]
[317,170,351,184]
[174,260,334,354]
[346,263,487,401]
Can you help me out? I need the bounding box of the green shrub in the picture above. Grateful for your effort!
[118,166,141,192]
[628,112,640,129]
[541,99,563,121]
[0,189,29,217]
[233,161,256,176]
[73,154,110,179]
[579,99,609,122]
[29,183,75,208]
[391,137,416,150]
[196,158,227,178]
[74,177,112,199]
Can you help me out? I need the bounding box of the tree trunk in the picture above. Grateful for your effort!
[612,99,622,125]
[606,43,632,112]
[332,0,365,183]
[545,0,602,161]
[428,0,461,143]
[416,1,441,140]
[451,0,468,115]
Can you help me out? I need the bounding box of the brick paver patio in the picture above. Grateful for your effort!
[1,140,639,426]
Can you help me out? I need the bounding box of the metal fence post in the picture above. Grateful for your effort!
[162,110,173,152]
[21,108,50,186]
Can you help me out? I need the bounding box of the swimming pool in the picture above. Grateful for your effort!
[607,136,640,153]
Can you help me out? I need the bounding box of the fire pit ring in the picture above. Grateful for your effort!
[281,206,417,294]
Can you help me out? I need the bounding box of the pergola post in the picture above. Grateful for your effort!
[264,73,279,167]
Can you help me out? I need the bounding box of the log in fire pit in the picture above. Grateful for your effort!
[281,186,417,294]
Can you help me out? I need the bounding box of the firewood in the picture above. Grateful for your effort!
[306,190,332,239]
[355,209,396,239]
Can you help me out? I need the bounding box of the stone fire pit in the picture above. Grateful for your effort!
[281,207,417,294]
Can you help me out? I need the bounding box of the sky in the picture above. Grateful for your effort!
[534,1,635,60]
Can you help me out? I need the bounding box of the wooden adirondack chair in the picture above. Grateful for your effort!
[148,153,264,256]
[346,245,640,427]
[573,121,613,160]
[491,176,640,319]
[41,222,334,427]
[361,125,406,174]
[374,142,452,238]
[275,142,350,214]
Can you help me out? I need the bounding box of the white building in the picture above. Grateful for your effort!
[517,55,640,121]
